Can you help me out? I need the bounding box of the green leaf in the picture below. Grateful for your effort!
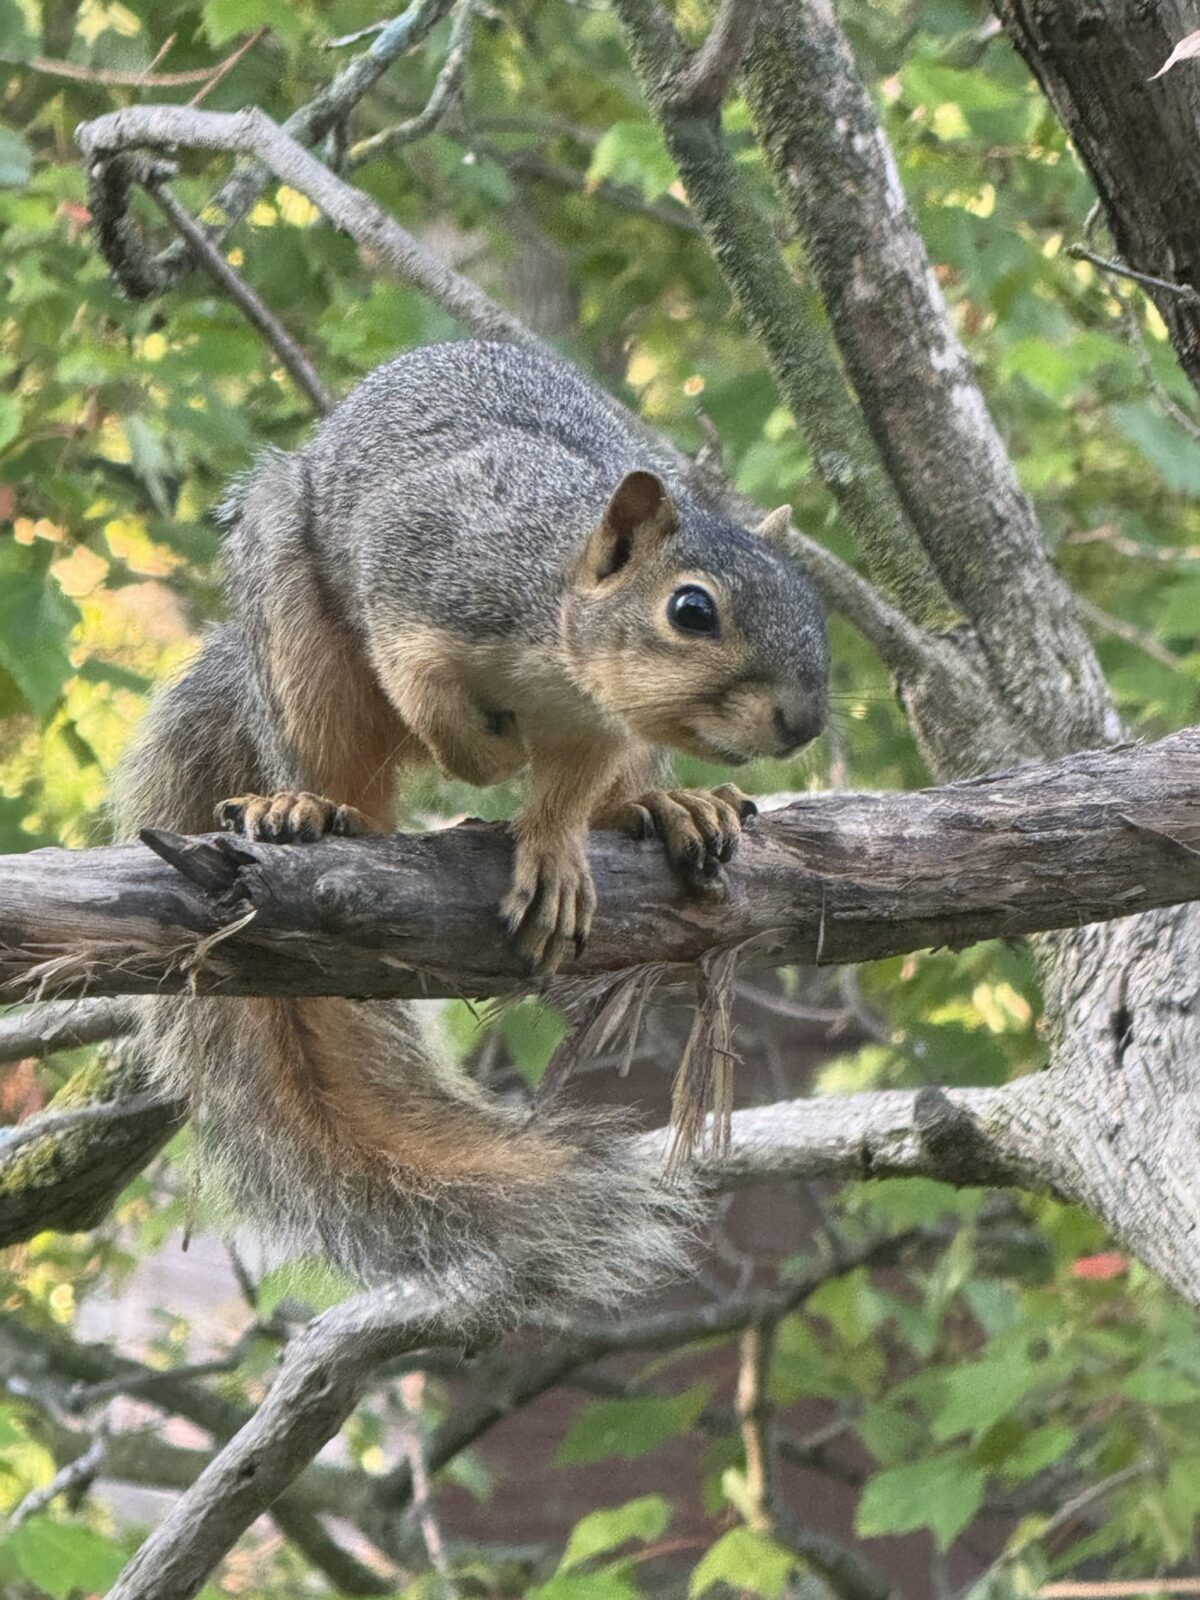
[902,61,1023,112]
[558,1389,707,1465]
[1114,402,1200,495]
[501,999,567,1086]
[587,122,677,202]
[1120,1366,1200,1406]
[559,1495,671,1572]
[529,1573,639,1600]
[202,0,305,46]
[857,1456,986,1551]
[0,392,21,451]
[931,1349,1058,1441]
[0,0,38,61]
[255,1255,356,1317]
[0,539,80,715]
[689,1528,795,1598]
[12,1520,126,1599]
[0,127,32,189]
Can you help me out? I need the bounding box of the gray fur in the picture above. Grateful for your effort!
[113,339,826,1311]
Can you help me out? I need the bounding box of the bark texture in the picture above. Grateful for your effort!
[744,0,1116,758]
[0,732,1197,1000]
[995,0,1200,392]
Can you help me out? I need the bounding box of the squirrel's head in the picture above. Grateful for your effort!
[563,471,827,764]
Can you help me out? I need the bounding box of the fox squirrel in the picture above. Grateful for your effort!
[115,340,827,1308]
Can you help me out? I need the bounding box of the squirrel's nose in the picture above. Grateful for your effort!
[772,699,824,756]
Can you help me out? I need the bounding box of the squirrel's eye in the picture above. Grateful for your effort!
[667,585,719,637]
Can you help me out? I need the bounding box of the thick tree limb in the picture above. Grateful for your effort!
[742,0,1116,760]
[995,0,1200,397]
[1,731,1197,1001]
[596,0,945,614]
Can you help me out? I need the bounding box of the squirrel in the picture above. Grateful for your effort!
[114,340,827,1310]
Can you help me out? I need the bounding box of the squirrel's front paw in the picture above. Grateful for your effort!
[501,832,597,975]
[607,784,757,892]
[216,791,368,843]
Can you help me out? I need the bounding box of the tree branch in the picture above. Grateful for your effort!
[670,0,759,114]
[608,0,945,616]
[0,998,133,1064]
[90,0,457,297]
[1,731,1196,1002]
[995,0,1200,398]
[741,0,1115,763]
[78,105,535,344]
[143,177,335,414]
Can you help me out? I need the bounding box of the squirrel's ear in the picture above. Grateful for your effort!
[579,471,679,585]
[754,505,792,546]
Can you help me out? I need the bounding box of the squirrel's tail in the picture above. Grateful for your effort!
[114,630,693,1311]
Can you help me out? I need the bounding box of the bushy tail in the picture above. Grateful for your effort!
[114,628,694,1311]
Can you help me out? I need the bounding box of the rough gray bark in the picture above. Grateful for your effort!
[1,732,1197,1000]
[995,0,1200,394]
[743,0,1116,759]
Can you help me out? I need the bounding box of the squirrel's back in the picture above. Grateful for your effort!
[115,342,705,1312]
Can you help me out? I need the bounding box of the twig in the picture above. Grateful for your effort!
[1066,243,1200,310]
[965,1460,1153,1600]
[1040,1584,1200,1597]
[0,997,134,1064]
[395,1372,459,1595]
[735,1319,776,1533]
[190,27,271,108]
[143,179,336,414]
[78,105,538,343]
[9,1421,110,1527]
[671,0,759,113]
[11,31,266,89]
[1120,299,1200,445]
[349,0,475,165]
[1064,523,1200,563]
[1076,596,1185,670]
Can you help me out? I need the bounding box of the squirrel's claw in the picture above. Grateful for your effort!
[502,833,596,975]
[216,791,368,843]
[610,783,756,893]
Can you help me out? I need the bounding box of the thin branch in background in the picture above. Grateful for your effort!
[1076,596,1186,670]
[734,1319,777,1534]
[964,1460,1154,1600]
[395,1372,460,1596]
[349,0,475,165]
[0,997,134,1064]
[143,179,335,415]
[189,26,271,107]
[1064,523,1200,564]
[9,1419,110,1527]
[10,29,266,89]
[1119,299,1200,445]
[671,0,760,112]
[1040,1583,1200,1597]
[456,140,701,233]
[1066,243,1200,310]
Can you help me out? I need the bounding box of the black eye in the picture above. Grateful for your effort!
[667,584,719,637]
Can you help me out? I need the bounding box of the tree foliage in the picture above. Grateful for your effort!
[2,0,1200,1596]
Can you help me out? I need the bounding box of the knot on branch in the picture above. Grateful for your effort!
[913,1086,1002,1188]
[85,149,187,301]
